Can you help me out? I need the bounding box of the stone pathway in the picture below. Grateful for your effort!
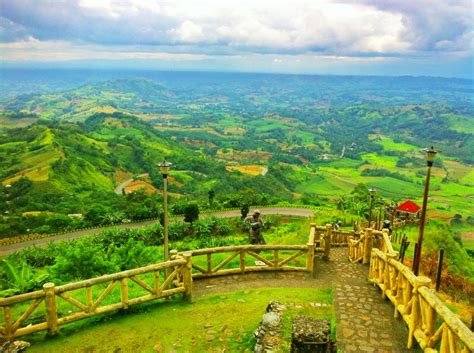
[193,248,414,353]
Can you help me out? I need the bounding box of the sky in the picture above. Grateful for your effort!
[0,0,473,78]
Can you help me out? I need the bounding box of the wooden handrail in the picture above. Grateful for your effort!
[366,229,474,352]
[0,223,338,342]
[185,244,308,256]
[54,259,186,293]
[0,257,190,340]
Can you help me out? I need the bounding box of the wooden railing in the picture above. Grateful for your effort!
[182,244,313,278]
[366,230,474,352]
[180,223,334,278]
[0,255,192,341]
[348,228,392,264]
[0,223,351,342]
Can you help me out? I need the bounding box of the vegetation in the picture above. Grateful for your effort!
[0,70,472,304]
[27,287,333,352]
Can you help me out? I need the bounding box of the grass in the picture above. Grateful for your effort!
[375,135,419,152]
[27,287,333,352]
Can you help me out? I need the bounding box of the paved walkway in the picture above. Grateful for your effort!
[193,248,413,353]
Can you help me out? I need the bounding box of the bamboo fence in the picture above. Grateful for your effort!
[0,223,357,342]
[350,226,474,352]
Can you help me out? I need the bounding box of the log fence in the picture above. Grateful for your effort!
[0,255,192,341]
[1,223,351,342]
[353,226,474,352]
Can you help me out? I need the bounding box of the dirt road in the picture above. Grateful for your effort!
[0,207,313,257]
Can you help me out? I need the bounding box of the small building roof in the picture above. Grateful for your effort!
[396,200,421,213]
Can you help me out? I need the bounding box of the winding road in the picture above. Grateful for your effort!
[0,207,313,257]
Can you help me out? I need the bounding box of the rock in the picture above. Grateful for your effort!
[342,327,355,338]
[253,301,287,352]
[0,340,31,353]
[206,335,215,342]
[291,316,331,353]
[204,323,213,329]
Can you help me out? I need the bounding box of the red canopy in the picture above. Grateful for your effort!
[396,200,421,213]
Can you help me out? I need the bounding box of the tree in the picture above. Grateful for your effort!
[208,189,215,207]
[183,203,199,224]
[241,204,249,219]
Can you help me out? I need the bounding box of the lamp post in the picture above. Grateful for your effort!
[368,188,376,227]
[413,146,437,276]
[158,160,172,262]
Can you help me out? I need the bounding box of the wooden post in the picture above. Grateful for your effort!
[240,251,246,272]
[323,224,331,261]
[120,278,129,309]
[182,252,193,302]
[306,242,314,274]
[274,250,279,269]
[436,248,444,292]
[207,253,212,273]
[383,253,397,299]
[4,306,13,341]
[401,241,410,264]
[407,276,431,348]
[86,286,93,313]
[43,282,59,336]
[167,249,178,289]
[413,243,418,271]
[363,229,374,264]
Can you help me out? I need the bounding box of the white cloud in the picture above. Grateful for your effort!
[0,0,472,65]
[173,20,205,42]
[0,39,210,61]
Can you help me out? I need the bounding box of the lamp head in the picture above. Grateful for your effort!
[424,146,437,166]
[369,188,376,197]
[158,160,172,177]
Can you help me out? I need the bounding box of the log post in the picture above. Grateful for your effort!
[383,253,398,298]
[239,251,245,272]
[120,278,129,309]
[274,250,280,269]
[182,252,193,302]
[323,224,331,261]
[86,286,93,313]
[207,253,212,273]
[363,229,374,264]
[435,248,444,292]
[43,282,59,336]
[3,306,13,341]
[306,242,315,274]
[407,276,431,348]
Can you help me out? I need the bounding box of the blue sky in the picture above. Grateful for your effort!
[1,0,472,78]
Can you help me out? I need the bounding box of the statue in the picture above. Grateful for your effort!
[245,210,266,245]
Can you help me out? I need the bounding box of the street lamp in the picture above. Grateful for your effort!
[368,188,376,227]
[413,146,437,276]
[158,160,172,262]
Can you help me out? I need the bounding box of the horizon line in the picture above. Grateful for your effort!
[1,66,472,81]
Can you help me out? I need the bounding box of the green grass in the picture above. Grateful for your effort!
[28,287,333,353]
[375,135,419,152]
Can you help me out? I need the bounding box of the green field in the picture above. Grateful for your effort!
[27,287,333,353]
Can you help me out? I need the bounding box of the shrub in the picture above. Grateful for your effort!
[49,241,118,281]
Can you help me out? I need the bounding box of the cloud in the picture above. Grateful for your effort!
[0,0,472,79]
[0,39,211,61]
[1,0,470,56]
